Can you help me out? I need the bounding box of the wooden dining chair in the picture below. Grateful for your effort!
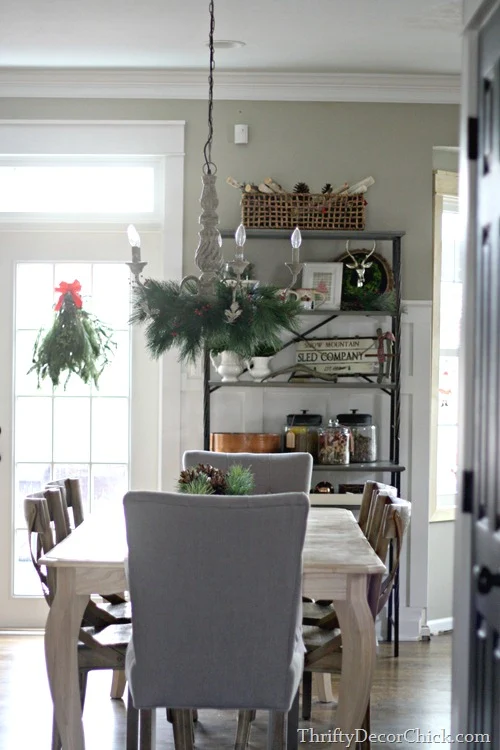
[302,480,398,629]
[46,478,131,615]
[24,489,146,750]
[45,477,132,698]
[300,495,411,747]
[123,490,309,750]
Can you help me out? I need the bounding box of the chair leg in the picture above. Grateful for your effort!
[235,709,256,749]
[287,690,299,750]
[301,672,312,720]
[268,710,287,750]
[126,689,139,750]
[167,708,198,725]
[171,709,194,750]
[51,712,62,750]
[111,669,127,699]
[139,708,156,750]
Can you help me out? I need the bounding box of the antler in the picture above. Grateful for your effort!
[360,241,376,268]
[344,239,359,269]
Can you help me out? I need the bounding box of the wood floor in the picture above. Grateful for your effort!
[0,633,451,749]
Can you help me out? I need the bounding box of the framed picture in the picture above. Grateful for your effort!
[301,262,343,310]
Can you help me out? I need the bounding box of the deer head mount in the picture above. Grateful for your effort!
[344,240,376,287]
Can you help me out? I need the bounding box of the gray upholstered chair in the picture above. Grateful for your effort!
[182,451,313,494]
[123,490,309,750]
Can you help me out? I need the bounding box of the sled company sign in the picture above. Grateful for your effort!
[295,337,379,375]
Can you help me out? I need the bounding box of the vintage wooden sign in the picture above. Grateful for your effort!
[295,337,382,376]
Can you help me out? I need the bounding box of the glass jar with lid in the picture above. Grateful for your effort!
[337,409,377,463]
[317,419,350,465]
[283,410,321,460]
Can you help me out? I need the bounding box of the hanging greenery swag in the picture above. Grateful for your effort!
[29,280,116,389]
[131,279,302,362]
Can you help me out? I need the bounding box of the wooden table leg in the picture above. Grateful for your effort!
[45,567,89,750]
[333,574,375,750]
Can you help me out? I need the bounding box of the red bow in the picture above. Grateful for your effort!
[55,280,83,311]
[377,331,395,363]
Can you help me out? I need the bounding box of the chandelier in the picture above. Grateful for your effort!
[124,0,302,364]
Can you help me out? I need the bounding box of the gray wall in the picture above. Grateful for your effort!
[0,99,458,299]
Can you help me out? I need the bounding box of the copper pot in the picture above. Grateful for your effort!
[210,433,281,453]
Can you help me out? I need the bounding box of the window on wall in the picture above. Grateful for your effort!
[429,171,461,521]
[14,262,131,595]
[0,156,163,222]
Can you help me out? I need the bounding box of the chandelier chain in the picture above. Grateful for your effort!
[203,0,216,174]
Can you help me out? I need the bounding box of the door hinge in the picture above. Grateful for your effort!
[468,117,478,161]
[462,469,473,514]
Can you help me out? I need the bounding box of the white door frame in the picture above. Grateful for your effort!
[453,1,499,740]
[0,120,185,628]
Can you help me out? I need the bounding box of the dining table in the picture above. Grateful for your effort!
[39,502,386,750]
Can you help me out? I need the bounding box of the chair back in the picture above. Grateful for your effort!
[366,494,411,618]
[357,480,398,535]
[46,477,85,527]
[124,490,309,711]
[182,451,312,494]
[24,488,71,604]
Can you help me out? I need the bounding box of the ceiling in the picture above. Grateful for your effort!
[0,0,462,74]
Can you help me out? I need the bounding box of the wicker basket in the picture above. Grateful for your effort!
[241,192,366,231]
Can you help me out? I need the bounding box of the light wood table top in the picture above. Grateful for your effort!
[41,504,385,576]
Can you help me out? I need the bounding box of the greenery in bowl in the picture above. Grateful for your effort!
[251,343,280,357]
[177,463,255,495]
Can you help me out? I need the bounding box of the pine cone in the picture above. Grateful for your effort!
[198,464,227,495]
[321,183,333,194]
[293,182,310,194]
[178,467,198,485]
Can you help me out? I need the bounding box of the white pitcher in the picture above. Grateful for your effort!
[246,356,273,381]
[210,350,244,382]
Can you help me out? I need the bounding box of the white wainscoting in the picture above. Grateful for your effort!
[180,301,432,639]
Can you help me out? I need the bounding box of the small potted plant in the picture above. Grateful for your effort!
[246,343,280,381]
[177,463,255,495]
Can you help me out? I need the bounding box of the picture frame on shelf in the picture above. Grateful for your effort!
[301,262,343,310]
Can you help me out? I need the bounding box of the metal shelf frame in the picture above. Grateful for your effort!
[204,228,405,654]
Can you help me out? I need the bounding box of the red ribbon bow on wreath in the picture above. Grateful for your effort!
[55,280,83,311]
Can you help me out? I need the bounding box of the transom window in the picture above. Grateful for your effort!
[0,156,162,220]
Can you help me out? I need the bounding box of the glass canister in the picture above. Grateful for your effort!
[283,410,321,460]
[317,419,350,465]
[337,409,377,463]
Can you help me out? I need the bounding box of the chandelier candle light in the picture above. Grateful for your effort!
[125,0,301,366]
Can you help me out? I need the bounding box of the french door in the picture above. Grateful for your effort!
[0,228,162,627]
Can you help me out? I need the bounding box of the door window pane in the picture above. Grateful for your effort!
[53,398,91,462]
[91,399,129,463]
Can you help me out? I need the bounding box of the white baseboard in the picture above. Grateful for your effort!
[376,606,425,641]
[428,617,454,635]
[0,628,44,636]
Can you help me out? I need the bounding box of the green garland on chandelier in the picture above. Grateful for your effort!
[28,280,116,389]
[131,279,302,362]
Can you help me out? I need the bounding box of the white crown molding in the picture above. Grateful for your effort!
[0,68,461,104]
